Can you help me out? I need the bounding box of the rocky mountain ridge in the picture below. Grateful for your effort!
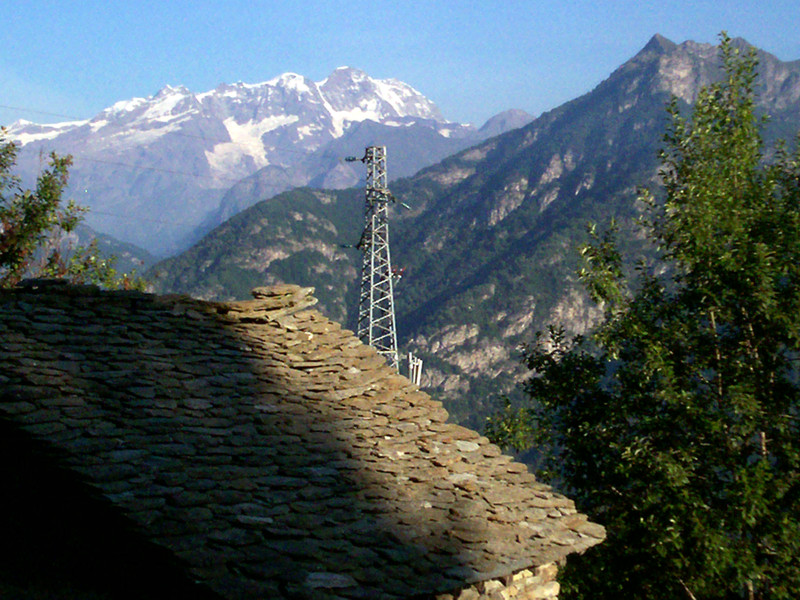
[7,68,532,256]
[386,35,800,416]
[147,35,800,425]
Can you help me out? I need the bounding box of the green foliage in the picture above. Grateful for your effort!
[489,35,800,599]
[483,395,536,453]
[0,130,144,290]
[147,187,362,319]
[578,219,627,310]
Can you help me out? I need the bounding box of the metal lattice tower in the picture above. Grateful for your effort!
[348,146,400,371]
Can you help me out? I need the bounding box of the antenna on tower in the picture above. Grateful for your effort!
[346,146,400,371]
[346,146,424,384]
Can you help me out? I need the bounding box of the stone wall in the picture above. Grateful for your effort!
[436,562,559,600]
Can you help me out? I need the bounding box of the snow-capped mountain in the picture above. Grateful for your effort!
[7,68,530,255]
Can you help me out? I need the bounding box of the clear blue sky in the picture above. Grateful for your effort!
[3,0,799,127]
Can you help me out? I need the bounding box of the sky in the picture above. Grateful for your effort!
[3,0,800,128]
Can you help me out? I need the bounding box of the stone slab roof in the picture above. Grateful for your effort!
[0,280,604,599]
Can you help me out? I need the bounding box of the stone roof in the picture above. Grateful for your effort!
[0,280,604,599]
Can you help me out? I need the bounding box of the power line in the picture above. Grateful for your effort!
[0,104,86,122]
[74,156,245,182]
[87,209,191,228]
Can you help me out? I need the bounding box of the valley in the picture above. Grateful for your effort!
[146,35,800,428]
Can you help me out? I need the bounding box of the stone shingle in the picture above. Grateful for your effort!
[0,281,604,599]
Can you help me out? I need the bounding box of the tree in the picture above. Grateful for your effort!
[0,129,143,289]
[487,35,800,599]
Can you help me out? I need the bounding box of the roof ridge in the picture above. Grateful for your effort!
[0,281,605,599]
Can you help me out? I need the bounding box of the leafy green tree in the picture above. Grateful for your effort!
[487,35,800,599]
[0,129,144,289]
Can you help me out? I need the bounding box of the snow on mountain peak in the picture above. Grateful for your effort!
[316,66,443,122]
[155,84,191,97]
[7,66,450,183]
[6,118,90,145]
[265,72,314,95]
[3,62,532,257]
[330,66,368,81]
[9,66,444,150]
[107,97,148,114]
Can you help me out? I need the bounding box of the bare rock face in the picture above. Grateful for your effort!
[547,288,604,338]
[621,34,800,113]
[653,39,719,103]
[385,34,800,423]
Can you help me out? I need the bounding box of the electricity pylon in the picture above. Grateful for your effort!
[346,146,400,371]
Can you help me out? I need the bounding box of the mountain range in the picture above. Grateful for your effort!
[6,68,531,256]
[146,35,800,427]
